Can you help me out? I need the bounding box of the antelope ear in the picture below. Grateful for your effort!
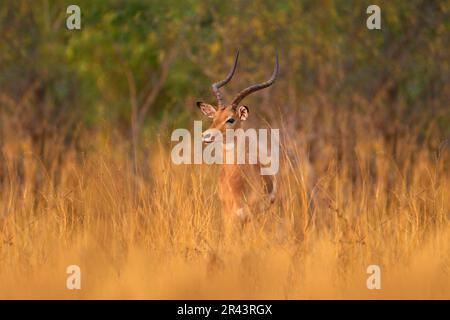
[238,106,249,121]
[196,101,216,118]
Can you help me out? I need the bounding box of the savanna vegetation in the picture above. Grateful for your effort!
[0,0,449,298]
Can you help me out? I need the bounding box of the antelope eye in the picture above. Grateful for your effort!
[226,118,235,124]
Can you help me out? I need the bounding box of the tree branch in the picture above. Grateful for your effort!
[137,47,177,126]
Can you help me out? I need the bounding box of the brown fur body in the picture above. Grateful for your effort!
[199,105,276,222]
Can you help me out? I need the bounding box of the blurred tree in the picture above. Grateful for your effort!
[0,0,448,186]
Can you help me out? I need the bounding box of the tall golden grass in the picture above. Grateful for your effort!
[0,117,449,300]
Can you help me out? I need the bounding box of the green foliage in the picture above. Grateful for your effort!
[0,0,449,138]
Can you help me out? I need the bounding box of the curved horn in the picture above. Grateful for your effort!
[211,50,239,107]
[231,53,279,108]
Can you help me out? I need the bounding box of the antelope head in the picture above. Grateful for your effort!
[197,50,279,144]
